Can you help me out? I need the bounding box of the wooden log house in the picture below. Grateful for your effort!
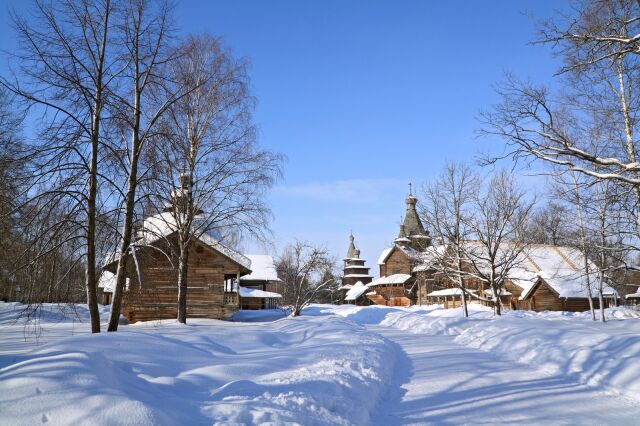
[102,213,252,323]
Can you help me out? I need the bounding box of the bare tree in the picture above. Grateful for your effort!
[525,201,571,245]
[2,0,118,332]
[277,241,335,317]
[150,34,282,323]
[482,1,640,234]
[463,171,535,315]
[422,163,480,318]
[107,0,181,331]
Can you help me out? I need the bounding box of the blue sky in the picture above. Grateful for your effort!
[0,0,564,273]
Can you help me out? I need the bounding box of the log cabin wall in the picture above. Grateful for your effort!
[120,239,243,323]
[384,249,413,276]
[529,281,565,312]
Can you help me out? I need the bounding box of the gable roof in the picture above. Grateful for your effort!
[378,247,393,265]
[240,255,280,282]
[345,281,368,301]
[512,245,617,299]
[368,274,412,287]
[104,212,251,271]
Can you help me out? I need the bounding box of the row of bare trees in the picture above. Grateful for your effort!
[475,0,640,319]
[421,165,535,317]
[0,0,281,331]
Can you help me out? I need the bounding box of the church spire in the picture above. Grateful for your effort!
[345,232,359,259]
[395,190,430,249]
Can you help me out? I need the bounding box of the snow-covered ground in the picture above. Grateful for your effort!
[312,304,640,424]
[1,302,640,425]
[0,303,393,425]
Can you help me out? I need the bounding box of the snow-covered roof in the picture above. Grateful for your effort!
[344,264,369,270]
[238,286,282,299]
[625,293,640,299]
[240,255,280,282]
[413,245,446,272]
[98,271,116,292]
[427,288,477,297]
[339,284,353,290]
[368,274,412,287]
[378,248,393,265]
[128,211,251,270]
[345,281,368,301]
[97,271,129,293]
[513,245,618,300]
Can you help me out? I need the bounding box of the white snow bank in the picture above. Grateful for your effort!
[0,303,395,425]
[310,303,640,402]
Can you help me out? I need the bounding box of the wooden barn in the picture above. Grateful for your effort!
[101,212,253,323]
[418,243,619,312]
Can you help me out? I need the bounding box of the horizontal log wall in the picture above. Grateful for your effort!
[122,240,244,323]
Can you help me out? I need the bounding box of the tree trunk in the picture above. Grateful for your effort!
[587,291,596,321]
[177,245,189,324]
[598,271,606,323]
[492,284,501,316]
[107,42,142,331]
[460,285,468,318]
[85,95,103,333]
[456,251,468,318]
[107,138,140,331]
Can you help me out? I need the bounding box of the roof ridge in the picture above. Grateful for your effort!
[522,250,542,273]
[551,246,580,272]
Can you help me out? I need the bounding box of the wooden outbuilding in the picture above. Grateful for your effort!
[238,254,282,310]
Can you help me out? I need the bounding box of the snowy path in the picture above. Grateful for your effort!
[368,325,640,426]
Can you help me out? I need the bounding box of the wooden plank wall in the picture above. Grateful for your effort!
[122,241,243,323]
[380,249,413,277]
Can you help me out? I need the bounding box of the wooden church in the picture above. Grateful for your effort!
[340,233,373,304]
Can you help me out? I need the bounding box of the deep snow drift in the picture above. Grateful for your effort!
[313,303,640,404]
[0,303,393,425]
[1,302,640,425]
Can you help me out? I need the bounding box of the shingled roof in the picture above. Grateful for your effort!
[344,232,361,260]
[401,194,428,237]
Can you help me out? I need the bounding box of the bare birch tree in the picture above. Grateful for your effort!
[422,163,480,318]
[464,171,535,315]
[107,0,182,331]
[482,1,640,234]
[151,34,282,323]
[2,0,118,332]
